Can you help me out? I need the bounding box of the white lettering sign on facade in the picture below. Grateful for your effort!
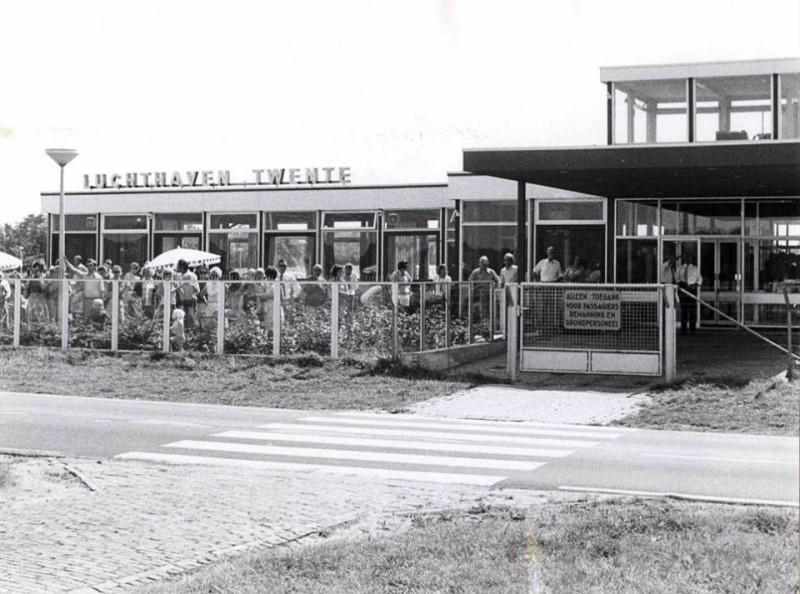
[82,166,352,190]
[563,290,621,331]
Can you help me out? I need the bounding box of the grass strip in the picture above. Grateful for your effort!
[139,499,799,594]
[616,377,799,436]
[0,349,477,411]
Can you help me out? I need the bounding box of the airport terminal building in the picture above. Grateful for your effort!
[42,58,800,327]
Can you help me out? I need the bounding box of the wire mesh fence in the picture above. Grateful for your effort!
[521,283,661,352]
[1,278,503,357]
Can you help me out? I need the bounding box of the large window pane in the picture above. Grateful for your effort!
[208,214,258,230]
[384,234,438,280]
[696,75,772,141]
[462,201,516,223]
[265,235,315,277]
[322,231,377,280]
[615,239,657,283]
[614,79,687,144]
[154,235,201,255]
[660,201,742,235]
[104,215,148,230]
[102,234,148,269]
[384,210,440,230]
[209,234,258,273]
[536,226,605,281]
[322,212,375,229]
[51,234,97,264]
[462,226,515,279]
[264,212,316,231]
[780,73,799,140]
[538,201,603,222]
[154,213,202,231]
[616,201,658,237]
[51,214,97,232]
[759,240,800,291]
[753,199,800,237]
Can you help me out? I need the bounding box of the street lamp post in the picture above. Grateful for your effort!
[45,148,79,352]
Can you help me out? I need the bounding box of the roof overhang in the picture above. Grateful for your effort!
[463,141,800,199]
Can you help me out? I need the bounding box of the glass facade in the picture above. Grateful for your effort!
[696,75,772,142]
[50,214,98,263]
[780,73,800,139]
[153,213,202,258]
[614,78,688,144]
[208,213,259,272]
[461,200,516,279]
[101,214,149,269]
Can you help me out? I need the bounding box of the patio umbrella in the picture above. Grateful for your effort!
[0,251,22,272]
[142,247,221,271]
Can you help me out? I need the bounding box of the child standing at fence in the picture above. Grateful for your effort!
[170,308,185,351]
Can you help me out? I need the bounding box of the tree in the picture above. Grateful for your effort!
[0,214,47,266]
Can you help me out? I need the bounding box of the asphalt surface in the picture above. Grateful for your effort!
[1,391,797,505]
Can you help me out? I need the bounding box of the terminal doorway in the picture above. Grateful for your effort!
[699,240,740,326]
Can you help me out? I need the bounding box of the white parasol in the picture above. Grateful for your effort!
[142,247,221,270]
[0,251,22,272]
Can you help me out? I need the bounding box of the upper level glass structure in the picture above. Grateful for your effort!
[603,58,800,145]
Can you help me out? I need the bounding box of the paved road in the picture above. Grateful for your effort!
[2,391,797,505]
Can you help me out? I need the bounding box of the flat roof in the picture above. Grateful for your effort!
[600,57,800,83]
[463,141,800,199]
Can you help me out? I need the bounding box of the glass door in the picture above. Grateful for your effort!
[264,235,315,279]
[384,233,439,280]
[699,240,740,326]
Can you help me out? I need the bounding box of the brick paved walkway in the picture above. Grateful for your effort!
[0,456,561,593]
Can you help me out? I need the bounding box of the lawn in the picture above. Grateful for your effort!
[617,376,799,436]
[139,499,798,594]
[0,349,475,411]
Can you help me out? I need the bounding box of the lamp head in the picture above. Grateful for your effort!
[45,148,79,167]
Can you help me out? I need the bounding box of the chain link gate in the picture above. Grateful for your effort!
[518,283,665,375]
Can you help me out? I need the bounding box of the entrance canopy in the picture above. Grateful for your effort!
[463,140,800,198]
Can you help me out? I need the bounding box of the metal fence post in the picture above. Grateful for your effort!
[419,282,425,352]
[391,283,399,360]
[489,284,495,341]
[784,285,795,380]
[162,282,171,353]
[13,279,21,347]
[664,285,677,383]
[111,281,119,351]
[467,282,473,344]
[445,289,451,349]
[216,281,225,355]
[331,283,339,358]
[61,278,69,352]
[273,281,281,358]
[507,284,519,381]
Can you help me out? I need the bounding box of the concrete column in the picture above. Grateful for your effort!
[216,281,225,354]
[507,285,519,382]
[664,285,677,383]
[330,283,339,358]
[111,281,119,351]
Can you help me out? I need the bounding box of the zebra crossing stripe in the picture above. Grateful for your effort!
[213,431,575,458]
[261,423,600,448]
[298,416,623,439]
[163,440,547,471]
[114,452,506,486]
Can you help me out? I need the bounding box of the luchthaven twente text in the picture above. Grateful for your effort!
[83,167,352,190]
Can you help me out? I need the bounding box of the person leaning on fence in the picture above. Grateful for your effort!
[175,259,200,328]
[121,262,143,319]
[468,256,500,321]
[677,254,702,335]
[65,257,105,322]
[389,260,413,308]
[429,263,452,306]
[532,247,563,334]
[499,253,519,306]
[301,264,327,307]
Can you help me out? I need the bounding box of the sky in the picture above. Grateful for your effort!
[1,0,798,224]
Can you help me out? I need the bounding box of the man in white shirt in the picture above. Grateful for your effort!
[677,254,702,335]
[533,247,563,282]
[660,254,680,285]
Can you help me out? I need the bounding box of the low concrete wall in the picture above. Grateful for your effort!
[399,340,506,371]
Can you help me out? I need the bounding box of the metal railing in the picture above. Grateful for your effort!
[0,278,505,358]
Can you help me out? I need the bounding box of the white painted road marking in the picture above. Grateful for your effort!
[214,430,575,458]
[261,423,600,448]
[115,452,505,486]
[298,416,623,439]
[642,453,800,466]
[164,440,548,471]
[559,485,799,508]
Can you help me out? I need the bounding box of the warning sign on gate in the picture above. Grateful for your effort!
[563,290,621,330]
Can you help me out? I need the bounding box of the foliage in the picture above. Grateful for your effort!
[0,214,47,266]
[119,317,162,351]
